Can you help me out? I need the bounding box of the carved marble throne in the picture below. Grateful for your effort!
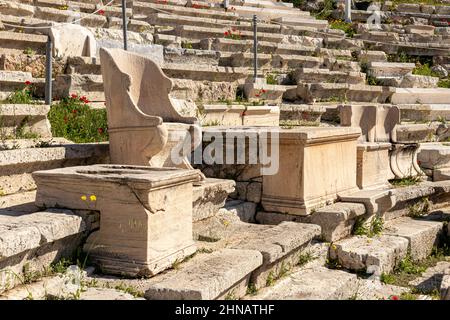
[100,48,201,171]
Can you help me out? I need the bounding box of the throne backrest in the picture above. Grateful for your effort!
[100,48,197,128]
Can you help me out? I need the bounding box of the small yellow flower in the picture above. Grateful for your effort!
[81,195,87,201]
[331,244,337,251]
[90,195,97,202]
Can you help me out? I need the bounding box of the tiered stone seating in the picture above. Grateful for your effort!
[1,0,450,301]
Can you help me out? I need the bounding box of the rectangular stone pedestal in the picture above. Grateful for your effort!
[261,127,361,215]
[32,165,201,277]
[357,142,393,189]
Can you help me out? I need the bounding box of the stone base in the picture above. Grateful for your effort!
[84,237,197,277]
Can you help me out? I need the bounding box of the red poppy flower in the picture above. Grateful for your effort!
[25,80,31,85]
[72,109,78,114]
[98,9,105,15]
[390,295,399,300]
[97,128,104,134]
[71,93,78,99]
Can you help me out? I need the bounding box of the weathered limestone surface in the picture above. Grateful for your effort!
[0,104,51,138]
[261,127,361,215]
[356,142,393,189]
[330,235,409,275]
[246,266,358,300]
[192,178,235,222]
[309,202,366,242]
[0,209,91,293]
[339,189,396,215]
[418,143,450,170]
[442,268,450,300]
[47,24,97,58]
[0,144,109,196]
[382,217,443,261]
[144,249,263,300]
[339,104,399,143]
[100,48,200,171]
[33,165,202,277]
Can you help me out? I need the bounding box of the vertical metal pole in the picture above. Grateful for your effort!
[253,14,258,83]
[122,0,128,50]
[45,36,52,105]
[345,0,352,23]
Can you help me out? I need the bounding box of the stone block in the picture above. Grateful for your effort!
[339,104,399,143]
[339,188,396,215]
[33,165,202,277]
[261,127,361,215]
[330,235,409,275]
[357,142,393,189]
[391,88,450,104]
[382,217,443,261]
[309,202,366,242]
[441,269,450,300]
[192,178,235,222]
[393,124,435,143]
[224,201,257,223]
[245,266,358,300]
[418,143,450,170]
[144,249,263,300]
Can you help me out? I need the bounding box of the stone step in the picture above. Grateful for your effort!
[152,219,321,299]
[393,123,436,144]
[244,81,293,104]
[274,16,328,30]
[0,190,38,217]
[134,1,239,21]
[231,4,312,21]
[163,25,284,43]
[198,38,317,56]
[368,62,416,78]
[148,12,280,33]
[292,83,395,104]
[193,211,321,290]
[0,104,51,138]
[200,104,280,127]
[279,104,325,125]
[442,268,450,300]
[291,68,366,85]
[0,209,94,293]
[245,266,359,300]
[34,0,132,18]
[382,216,443,262]
[0,70,36,100]
[0,144,109,195]
[391,88,450,105]
[418,143,450,179]
[0,31,47,55]
[162,63,248,82]
[398,104,450,122]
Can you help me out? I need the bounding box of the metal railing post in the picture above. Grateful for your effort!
[345,0,352,23]
[253,14,258,82]
[45,36,53,105]
[122,0,128,50]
